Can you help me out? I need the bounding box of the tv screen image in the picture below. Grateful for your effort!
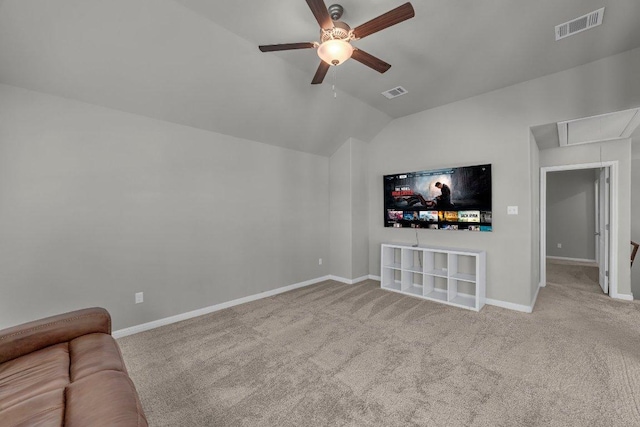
[458,211,481,223]
[387,210,403,220]
[383,164,492,231]
[419,211,438,222]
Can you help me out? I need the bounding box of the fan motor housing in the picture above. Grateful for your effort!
[320,20,352,42]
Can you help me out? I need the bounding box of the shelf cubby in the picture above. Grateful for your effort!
[381,266,402,291]
[382,245,402,269]
[380,243,486,311]
[425,276,448,302]
[402,271,424,297]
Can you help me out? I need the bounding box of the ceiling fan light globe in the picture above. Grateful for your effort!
[317,39,353,66]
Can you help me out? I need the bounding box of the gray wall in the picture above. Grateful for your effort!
[329,140,352,279]
[546,169,597,261]
[367,47,640,307]
[350,139,369,280]
[529,131,540,299]
[329,138,369,281]
[0,84,330,330]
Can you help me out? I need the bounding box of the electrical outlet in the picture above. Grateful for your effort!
[135,292,144,304]
[319,258,323,265]
[507,206,519,215]
[557,243,562,249]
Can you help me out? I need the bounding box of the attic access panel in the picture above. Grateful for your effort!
[557,108,640,146]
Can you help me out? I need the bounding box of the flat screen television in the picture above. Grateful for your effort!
[383,164,492,231]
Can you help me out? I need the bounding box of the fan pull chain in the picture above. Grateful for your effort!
[332,66,337,98]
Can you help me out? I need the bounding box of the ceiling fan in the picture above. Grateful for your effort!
[259,0,415,84]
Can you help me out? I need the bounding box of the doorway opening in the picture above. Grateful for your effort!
[540,162,619,298]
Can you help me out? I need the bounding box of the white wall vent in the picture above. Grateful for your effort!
[382,86,408,99]
[555,7,604,41]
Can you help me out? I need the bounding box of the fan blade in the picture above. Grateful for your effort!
[351,49,391,73]
[352,2,415,40]
[306,0,333,30]
[311,61,331,84]
[259,42,316,52]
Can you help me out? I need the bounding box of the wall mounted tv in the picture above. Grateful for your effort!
[384,164,492,231]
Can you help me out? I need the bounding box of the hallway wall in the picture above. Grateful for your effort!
[546,169,597,261]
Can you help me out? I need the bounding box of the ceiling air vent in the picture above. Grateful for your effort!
[555,7,604,41]
[382,86,408,99]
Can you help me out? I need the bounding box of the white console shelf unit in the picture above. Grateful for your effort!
[380,243,486,311]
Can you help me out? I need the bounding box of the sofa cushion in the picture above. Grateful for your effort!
[0,343,69,411]
[0,389,65,427]
[65,370,147,427]
[0,308,110,365]
[0,308,147,427]
[69,333,126,381]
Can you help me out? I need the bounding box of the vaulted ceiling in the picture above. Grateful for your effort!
[1,0,639,156]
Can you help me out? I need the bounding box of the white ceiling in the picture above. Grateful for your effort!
[1,0,640,156]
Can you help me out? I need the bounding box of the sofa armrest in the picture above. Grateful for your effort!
[0,307,111,364]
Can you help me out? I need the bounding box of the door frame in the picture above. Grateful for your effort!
[597,167,610,293]
[594,177,599,264]
[539,161,619,298]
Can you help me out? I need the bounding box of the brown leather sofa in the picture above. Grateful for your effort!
[0,307,148,426]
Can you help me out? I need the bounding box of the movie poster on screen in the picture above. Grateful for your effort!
[383,164,492,231]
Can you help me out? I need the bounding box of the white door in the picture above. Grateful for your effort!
[594,178,599,264]
[597,167,610,294]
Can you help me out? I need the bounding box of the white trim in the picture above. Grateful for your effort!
[369,274,381,281]
[610,162,620,298]
[540,169,547,289]
[113,275,332,338]
[485,298,533,313]
[546,256,597,264]
[540,161,619,300]
[328,275,370,285]
[611,292,634,301]
[328,275,350,284]
[541,162,610,172]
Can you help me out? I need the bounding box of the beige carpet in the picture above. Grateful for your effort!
[118,265,640,426]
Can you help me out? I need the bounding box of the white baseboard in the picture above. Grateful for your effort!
[546,256,597,264]
[611,292,634,301]
[113,275,332,338]
[485,298,533,313]
[328,275,370,285]
[114,274,549,338]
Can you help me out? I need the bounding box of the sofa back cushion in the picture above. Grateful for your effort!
[0,308,110,364]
